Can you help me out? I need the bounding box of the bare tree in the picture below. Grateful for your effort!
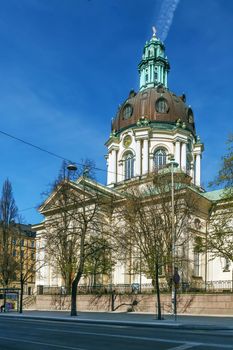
[0,179,19,289]
[83,236,115,289]
[210,134,233,198]
[114,170,196,319]
[14,223,44,314]
[41,162,115,316]
[197,136,233,262]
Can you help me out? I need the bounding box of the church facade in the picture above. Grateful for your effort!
[106,30,203,189]
[33,32,232,293]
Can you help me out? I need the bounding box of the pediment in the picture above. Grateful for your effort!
[39,180,94,214]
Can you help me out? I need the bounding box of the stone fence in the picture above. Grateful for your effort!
[24,293,233,315]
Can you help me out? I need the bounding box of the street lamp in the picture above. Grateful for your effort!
[67,163,78,181]
[166,155,179,320]
[67,164,77,172]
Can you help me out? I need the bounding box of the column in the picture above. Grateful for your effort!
[140,70,145,89]
[161,66,164,84]
[158,66,161,83]
[181,142,187,172]
[164,70,168,88]
[175,141,181,168]
[112,149,117,184]
[195,154,201,186]
[107,153,112,185]
[135,139,141,176]
[142,139,149,175]
[190,162,194,183]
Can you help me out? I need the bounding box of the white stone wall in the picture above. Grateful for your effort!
[106,126,202,186]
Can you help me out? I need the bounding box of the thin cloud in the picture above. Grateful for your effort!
[156,0,180,41]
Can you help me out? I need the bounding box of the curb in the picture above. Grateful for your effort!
[1,314,233,331]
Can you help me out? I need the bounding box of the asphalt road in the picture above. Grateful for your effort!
[0,318,233,350]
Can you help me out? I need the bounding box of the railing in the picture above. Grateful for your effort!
[36,280,233,295]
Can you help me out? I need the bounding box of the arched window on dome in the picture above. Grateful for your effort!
[153,148,167,170]
[155,98,169,113]
[124,152,134,180]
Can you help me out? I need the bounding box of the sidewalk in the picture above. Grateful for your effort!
[1,310,233,330]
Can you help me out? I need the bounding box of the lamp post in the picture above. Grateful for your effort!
[167,155,179,320]
[67,163,78,181]
[67,164,77,171]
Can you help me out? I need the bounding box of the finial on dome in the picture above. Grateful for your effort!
[152,26,156,37]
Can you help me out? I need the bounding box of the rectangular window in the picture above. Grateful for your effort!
[31,241,35,248]
[223,258,230,272]
[194,252,200,276]
[20,239,24,247]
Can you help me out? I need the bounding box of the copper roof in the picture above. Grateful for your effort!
[112,86,196,135]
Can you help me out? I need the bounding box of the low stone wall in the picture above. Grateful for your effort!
[24,293,233,315]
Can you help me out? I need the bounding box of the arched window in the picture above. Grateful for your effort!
[124,152,134,180]
[154,148,167,170]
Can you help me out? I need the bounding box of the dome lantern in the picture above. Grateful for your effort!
[138,27,170,91]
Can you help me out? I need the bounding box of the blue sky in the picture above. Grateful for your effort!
[0,0,232,224]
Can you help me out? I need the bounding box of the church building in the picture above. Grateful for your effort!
[33,30,232,293]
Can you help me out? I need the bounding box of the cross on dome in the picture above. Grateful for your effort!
[152,26,156,37]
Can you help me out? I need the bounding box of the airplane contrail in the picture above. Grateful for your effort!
[156,0,180,41]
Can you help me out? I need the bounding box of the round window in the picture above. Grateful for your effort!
[123,104,133,120]
[155,98,169,113]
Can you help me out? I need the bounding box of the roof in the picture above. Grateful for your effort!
[16,223,36,238]
[202,188,225,201]
[111,86,196,135]
[38,176,124,214]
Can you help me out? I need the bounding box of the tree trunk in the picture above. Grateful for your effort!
[70,269,82,316]
[3,289,6,313]
[19,275,24,313]
[155,262,162,320]
[111,291,115,311]
[71,278,78,316]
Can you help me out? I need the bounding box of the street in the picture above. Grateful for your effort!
[0,318,233,350]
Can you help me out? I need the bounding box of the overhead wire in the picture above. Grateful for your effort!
[0,128,123,177]
[0,128,127,213]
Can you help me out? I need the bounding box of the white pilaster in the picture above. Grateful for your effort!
[106,156,111,185]
[107,153,113,185]
[142,139,149,175]
[195,154,201,186]
[135,140,142,176]
[175,141,181,168]
[112,149,117,184]
[181,142,187,172]
[190,162,194,183]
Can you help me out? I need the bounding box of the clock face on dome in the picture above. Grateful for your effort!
[123,135,132,148]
